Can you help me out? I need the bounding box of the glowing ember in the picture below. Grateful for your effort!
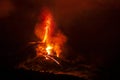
[34,9,67,64]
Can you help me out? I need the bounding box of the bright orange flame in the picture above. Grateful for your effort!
[35,9,67,58]
[42,14,52,43]
[46,45,53,55]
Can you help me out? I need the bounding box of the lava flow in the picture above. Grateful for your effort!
[34,9,67,65]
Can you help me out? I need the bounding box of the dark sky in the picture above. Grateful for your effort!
[53,0,120,65]
[0,0,120,70]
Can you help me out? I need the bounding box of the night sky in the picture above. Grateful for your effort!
[53,0,120,65]
[0,0,120,78]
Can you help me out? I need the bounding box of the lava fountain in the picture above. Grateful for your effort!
[34,9,67,65]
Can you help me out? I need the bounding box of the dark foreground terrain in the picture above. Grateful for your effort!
[0,68,85,80]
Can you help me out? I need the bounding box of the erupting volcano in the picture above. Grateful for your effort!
[34,9,67,65]
[18,9,96,80]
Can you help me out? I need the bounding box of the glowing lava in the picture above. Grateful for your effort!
[34,9,67,63]
[46,45,53,55]
[42,13,52,43]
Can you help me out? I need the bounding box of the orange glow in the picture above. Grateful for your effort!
[46,45,53,55]
[34,9,67,59]
[42,14,52,43]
